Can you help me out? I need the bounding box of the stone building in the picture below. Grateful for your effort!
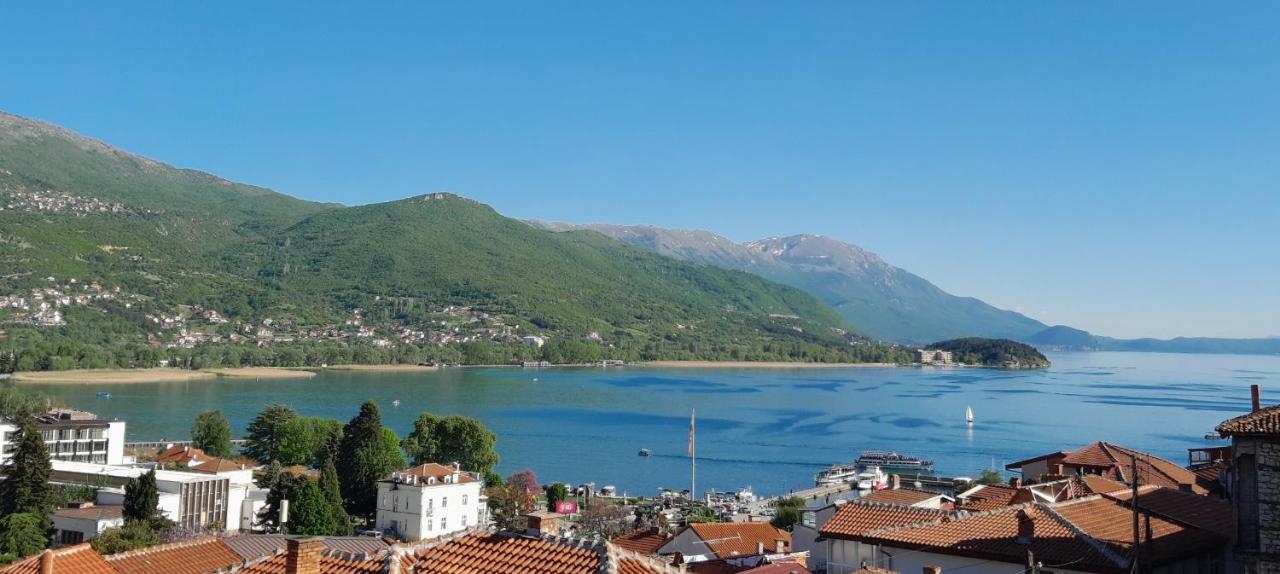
[1217,385,1280,574]
[915,349,953,366]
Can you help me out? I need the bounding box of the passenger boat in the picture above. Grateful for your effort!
[855,450,934,472]
[638,448,652,457]
[96,391,111,399]
[814,463,860,486]
[856,465,889,490]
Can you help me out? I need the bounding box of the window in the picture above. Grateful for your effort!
[427,519,433,531]
[59,530,84,545]
[441,517,447,530]
[462,494,468,505]
[442,497,448,508]
[461,515,467,527]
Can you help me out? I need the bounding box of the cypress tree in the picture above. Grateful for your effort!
[0,422,52,519]
[288,479,337,536]
[337,401,392,524]
[123,469,160,524]
[319,458,352,535]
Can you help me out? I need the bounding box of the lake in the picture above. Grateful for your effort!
[19,351,1280,497]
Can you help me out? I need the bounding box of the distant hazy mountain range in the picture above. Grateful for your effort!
[530,223,1048,345]
[1025,325,1280,355]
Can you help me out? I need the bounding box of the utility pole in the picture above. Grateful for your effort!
[1025,548,1038,574]
[1131,454,1140,574]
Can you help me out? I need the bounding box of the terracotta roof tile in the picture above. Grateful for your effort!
[0,543,116,574]
[683,523,790,559]
[1104,487,1233,538]
[391,463,479,484]
[858,488,941,507]
[223,534,392,561]
[407,532,601,574]
[956,485,1020,511]
[237,553,386,574]
[617,556,672,574]
[819,502,946,539]
[739,560,812,574]
[155,445,204,464]
[1217,404,1280,436]
[1052,496,1226,566]
[611,528,670,555]
[106,537,242,574]
[1080,475,1128,495]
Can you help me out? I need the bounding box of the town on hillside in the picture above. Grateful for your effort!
[0,383,1276,574]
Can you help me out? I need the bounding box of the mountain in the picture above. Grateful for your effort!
[531,223,1048,344]
[0,112,909,371]
[1026,325,1280,355]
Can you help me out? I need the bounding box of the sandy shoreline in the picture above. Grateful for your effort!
[13,367,314,384]
[639,361,900,369]
[322,364,438,372]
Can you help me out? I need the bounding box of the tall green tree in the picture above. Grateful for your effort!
[401,413,499,476]
[0,513,48,558]
[191,410,232,458]
[380,427,407,471]
[123,470,160,524]
[318,459,352,535]
[0,423,52,519]
[254,461,291,533]
[243,404,297,463]
[337,401,395,524]
[288,479,338,536]
[544,483,569,512]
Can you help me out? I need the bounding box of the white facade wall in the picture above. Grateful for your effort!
[375,479,483,540]
[51,513,124,545]
[105,421,126,465]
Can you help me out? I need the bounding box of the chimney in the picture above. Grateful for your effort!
[891,474,901,490]
[776,539,785,553]
[39,550,53,574]
[1015,509,1034,545]
[1253,384,1261,412]
[924,566,942,574]
[285,537,324,574]
[757,541,765,555]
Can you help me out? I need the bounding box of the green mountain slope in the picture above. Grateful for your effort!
[533,223,1048,344]
[0,113,906,371]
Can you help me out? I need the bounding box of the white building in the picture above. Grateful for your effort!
[0,409,126,466]
[375,462,485,541]
[51,460,236,531]
[522,335,546,348]
[50,502,124,546]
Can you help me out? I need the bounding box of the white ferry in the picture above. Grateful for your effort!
[814,463,860,486]
[856,465,889,490]
[855,450,933,472]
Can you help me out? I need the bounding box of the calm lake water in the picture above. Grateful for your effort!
[20,352,1280,497]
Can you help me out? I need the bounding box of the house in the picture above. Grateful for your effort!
[658,522,791,563]
[0,529,685,574]
[613,526,674,556]
[819,489,1229,574]
[50,502,124,546]
[153,444,261,531]
[50,460,234,531]
[374,462,485,540]
[793,502,849,573]
[1004,441,1211,494]
[0,409,126,466]
[1214,385,1280,573]
[523,335,546,348]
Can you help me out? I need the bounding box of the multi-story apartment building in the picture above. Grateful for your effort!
[0,409,126,465]
[375,462,486,541]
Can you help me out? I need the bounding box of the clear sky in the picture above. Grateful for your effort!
[2,2,1277,339]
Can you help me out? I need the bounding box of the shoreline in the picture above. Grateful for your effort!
[11,367,315,384]
[321,364,439,372]
[638,361,901,369]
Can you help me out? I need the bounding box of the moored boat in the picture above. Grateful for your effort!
[855,450,934,472]
[856,465,888,490]
[815,463,860,486]
[638,448,652,457]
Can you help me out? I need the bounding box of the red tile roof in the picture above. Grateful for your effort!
[0,543,116,574]
[106,537,242,574]
[392,463,479,484]
[236,553,386,574]
[52,504,124,521]
[222,534,391,562]
[611,527,671,555]
[819,502,946,539]
[406,532,600,574]
[155,445,204,464]
[1103,486,1233,538]
[956,484,1020,511]
[739,560,812,574]
[683,523,791,559]
[1217,405,1280,436]
[1012,442,1205,495]
[1080,475,1128,495]
[1053,496,1226,567]
[858,488,941,507]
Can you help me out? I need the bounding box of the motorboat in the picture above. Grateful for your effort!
[815,463,860,487]
[638,448,652,457]
[856,465,889,490]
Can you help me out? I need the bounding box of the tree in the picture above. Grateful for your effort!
[124,469,161,524]
[506,470,539,514]
[92,521,160,555]
[0,423,52,520]
[319,459,352,535]
[770,496,806,530]
[544,483,569,512]
[579,500,632,538]
[255,461,294,533]
[0,386,48,420]
[0,513,47,559]
[243,404,297,463]
[289,479,338,536]
[976,468,1004,486]
[402,413,500,476]
[380,427,407,471]
[485,484,525,531]
[191,410,232,458]
[337,401,396,524]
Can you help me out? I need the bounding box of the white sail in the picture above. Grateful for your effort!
[966,405,974,424]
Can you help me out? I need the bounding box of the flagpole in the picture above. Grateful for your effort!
[691,408,697,504]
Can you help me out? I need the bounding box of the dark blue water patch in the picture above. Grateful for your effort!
[603,376,731,389]
[1236,376,1268,380]
[1060,371,1116,376]
[678,387,762,394]
[983,388,1044,394]
[1232,369,1280,375]
[790,414,871,435]
[754,410,828,434]
[890,417,942,429]
[796,382,844,392]
[895,392,947,399]
[1053,392,1251,412]
[647,452,830,468]
[853,385,882,392]
[501,407,744,430]
[1075,381,1238,393]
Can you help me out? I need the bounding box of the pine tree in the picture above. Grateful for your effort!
[191,410,232,458]
[0,423,52,520]
[337,401,394,525]
[243,404,297,463]
[319,459,352,535]
[123,469,160,524]
[288,479,337,536]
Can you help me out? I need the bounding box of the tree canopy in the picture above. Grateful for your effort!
[337,401,398,524]
[191,410,232,458]
[401,413,499,476]
[243,404,297,463]
[0,423,52,521]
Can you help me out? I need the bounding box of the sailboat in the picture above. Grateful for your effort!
[966,405,974,425]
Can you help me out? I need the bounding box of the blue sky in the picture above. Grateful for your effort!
[2,2,1277,339]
